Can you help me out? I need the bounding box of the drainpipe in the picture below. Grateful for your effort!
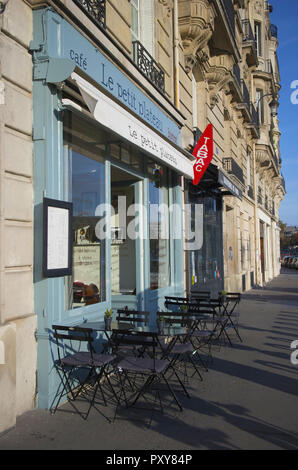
[173,0,180,109]
[253,142,260,286]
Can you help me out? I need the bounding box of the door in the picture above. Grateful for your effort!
[110,165,143,311]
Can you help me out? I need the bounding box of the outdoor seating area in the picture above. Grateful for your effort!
[50,292,242,425]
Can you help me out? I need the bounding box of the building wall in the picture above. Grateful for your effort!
[0,0,36,434]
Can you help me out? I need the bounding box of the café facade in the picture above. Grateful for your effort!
[31,7,196,409]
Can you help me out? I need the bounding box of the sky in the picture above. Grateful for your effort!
[270,0,298,226]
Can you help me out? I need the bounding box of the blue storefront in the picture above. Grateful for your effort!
[31,7,194,409]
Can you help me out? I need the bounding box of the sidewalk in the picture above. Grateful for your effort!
[1,270,298,450]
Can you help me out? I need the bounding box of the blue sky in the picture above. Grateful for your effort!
[270,0,298,226]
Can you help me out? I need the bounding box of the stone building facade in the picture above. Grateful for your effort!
[0,0,284,433]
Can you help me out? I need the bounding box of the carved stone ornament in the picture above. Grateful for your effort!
[178,0,215,73]
[254,0,263,16]
[205,54,234,108]
[158,0,174,17]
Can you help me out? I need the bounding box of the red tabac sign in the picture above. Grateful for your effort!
[192,124,213,186]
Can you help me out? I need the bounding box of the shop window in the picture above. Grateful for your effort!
[148,161,170,290]
[188,194,223,294]
[63,113,106,310]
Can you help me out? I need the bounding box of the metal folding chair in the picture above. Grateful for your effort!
[156,311,204,382]
[111,329,188,421]
[116,308,150,325]
[218,292,242,342]
[51,325,118,419]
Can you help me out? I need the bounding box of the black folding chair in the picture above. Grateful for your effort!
[156,312,204,382]
[111,329,188,421]
[190,291,211,303]
[116,308,150,325]
[51,325,118,420]
[218,292,242,342]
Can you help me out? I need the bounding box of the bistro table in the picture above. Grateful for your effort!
[77,320,192,412]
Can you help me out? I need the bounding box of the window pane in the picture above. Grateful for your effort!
[148,164,170,290]
[64,113,106,310]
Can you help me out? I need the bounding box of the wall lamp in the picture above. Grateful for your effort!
[255,93,279,117]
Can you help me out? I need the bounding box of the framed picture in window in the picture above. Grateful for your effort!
[43,197,73,278]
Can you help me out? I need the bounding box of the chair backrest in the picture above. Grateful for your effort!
[190,291,211,302]
[52,325,94,362]
[111,330,159,367]
[164,296,190,313]
[116,309,150,324]
[157,311,189,327]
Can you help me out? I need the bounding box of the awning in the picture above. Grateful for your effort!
[62,72,195,179]
[189,163,242,200]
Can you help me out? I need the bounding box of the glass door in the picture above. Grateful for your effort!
[110,164,143,311]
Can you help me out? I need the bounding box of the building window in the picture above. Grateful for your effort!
[148,162,170,290]
[254,21,262,56]
[247,153,251,187]
[256,89,264,124]
[63,113,106,310]
[131,0,140,42]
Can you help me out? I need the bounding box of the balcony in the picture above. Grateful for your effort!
[236,80,251,121]
[249,102,260,138]
[230,63,242,101]
[242,19,258,66]
[221,0,235,37]
[73,0,106,29]
[270,24,278,39]
[222,157,245,185]
[132,41,165,95]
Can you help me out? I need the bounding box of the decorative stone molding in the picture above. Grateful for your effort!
[158,0,174,17]
[254,0,263,16]
[205,54,234,108]
[178,0,215,73]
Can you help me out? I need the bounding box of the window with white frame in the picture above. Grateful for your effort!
[131,0,140,42]
[254,21,262,56]
[256,89,264,124]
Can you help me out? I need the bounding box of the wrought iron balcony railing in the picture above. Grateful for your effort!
[241,80,251,109]
[270,24,278,38]
[132,41,165,95]
[242,19,255,43]
[250,102,259,129]
[73,0,106,29]
[221,0,235,37]
[233,63,241,88]
[223,157,244,185]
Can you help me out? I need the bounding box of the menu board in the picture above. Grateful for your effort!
[43,198,73,277]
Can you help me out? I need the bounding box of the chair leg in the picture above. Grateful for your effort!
[161,373,183,412]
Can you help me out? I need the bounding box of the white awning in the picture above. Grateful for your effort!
[63,72,194,179]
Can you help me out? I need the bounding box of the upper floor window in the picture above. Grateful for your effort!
[256,89,264,124]
[254,21,262,56]
[131,0,140,42]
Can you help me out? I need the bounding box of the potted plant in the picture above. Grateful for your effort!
[104,308,113,330]
[220,290,227,303]
[157,315,165,332]
[180,305,188,314]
